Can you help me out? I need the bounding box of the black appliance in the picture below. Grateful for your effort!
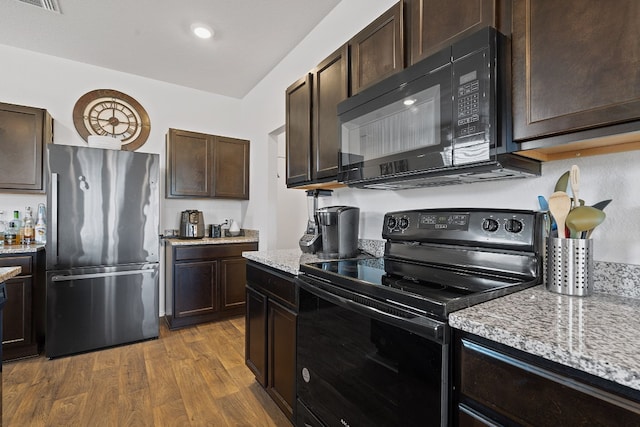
[295,208,545,426]
[338,27,540,189]
[299,189,332,254]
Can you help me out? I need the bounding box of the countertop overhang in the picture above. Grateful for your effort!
[450,285,640,392]
[0,266,22,282]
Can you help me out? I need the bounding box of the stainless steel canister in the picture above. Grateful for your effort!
[546,237,593,296]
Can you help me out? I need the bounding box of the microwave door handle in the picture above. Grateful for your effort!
[297,278,445,343]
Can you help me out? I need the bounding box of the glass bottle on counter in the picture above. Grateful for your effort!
[5,213,18,246]
[22,207,35,245]
[35,203,47,244]
[11,210,22,245]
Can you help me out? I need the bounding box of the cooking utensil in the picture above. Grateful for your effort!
[591,199,612,211]
[554,170,570,192]
[548,191,571,238]
[570,165,580,208]
[538,195,557,232]
[565,206,605,239]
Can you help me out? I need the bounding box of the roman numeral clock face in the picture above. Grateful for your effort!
[72,89,151,151]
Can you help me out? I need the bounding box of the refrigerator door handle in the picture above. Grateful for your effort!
[50,269,156,282]
[50,172,59,264]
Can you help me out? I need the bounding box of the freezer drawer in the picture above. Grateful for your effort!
[46,264,158,358]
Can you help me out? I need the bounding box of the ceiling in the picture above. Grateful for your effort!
[0,0,342,99]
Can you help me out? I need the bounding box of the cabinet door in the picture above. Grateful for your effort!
[166,128,214,198]
[220,257,247,311]
[213,136,249,199]
[512,0,640,143]
[408,0,505,65]
[245,286,267,387]
[173,260,218,317]
[285,74,312,186]
[349,2,404,95]
[2,276,32,348]
[312,45,348,181]
[0,102,50,193]
[268,299,297,421]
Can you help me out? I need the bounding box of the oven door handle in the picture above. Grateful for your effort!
[297,279,446,344]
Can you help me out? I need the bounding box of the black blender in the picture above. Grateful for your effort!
[299,189,332,253]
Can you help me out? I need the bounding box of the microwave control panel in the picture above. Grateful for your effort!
[452,48,491,144]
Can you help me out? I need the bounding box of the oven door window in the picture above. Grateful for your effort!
[297,286,447,427]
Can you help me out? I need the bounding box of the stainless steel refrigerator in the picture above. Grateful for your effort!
[45,144,159,358]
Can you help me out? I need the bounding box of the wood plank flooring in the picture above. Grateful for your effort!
[3,316,292,427]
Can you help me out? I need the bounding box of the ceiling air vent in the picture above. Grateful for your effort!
[15,0,61,13]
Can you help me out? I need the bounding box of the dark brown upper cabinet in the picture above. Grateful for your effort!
[407,0,509,65]
[512,0,640,153]
[286,45,348,188]
[0,102,52,193]
[285,74,312,187]
[166,128,249,199]
[349,2,404,95]
[213,136,250,199]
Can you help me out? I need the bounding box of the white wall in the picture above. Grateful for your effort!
[239,0,640,265]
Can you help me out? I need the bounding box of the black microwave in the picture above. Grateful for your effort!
[337,27,540,189]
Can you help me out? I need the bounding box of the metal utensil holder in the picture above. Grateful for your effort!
[546,237,593,296]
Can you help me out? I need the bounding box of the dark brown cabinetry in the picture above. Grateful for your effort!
[286,45,348,187]
[165,242,257,329]
[0,250,45,361]
[245,261,297,422]
[455,332,640,426]
[0,102,52,193]
[512,0,640,150]
[166,128,249,199]
[407,0,508,65]
[349,2,404,95]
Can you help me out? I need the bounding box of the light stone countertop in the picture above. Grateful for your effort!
[242,248,327,276]
[242,239,385,276]
[449,285,640,392]
[0,266,21,282]
[0,244,45,255]
[165,229,259,246]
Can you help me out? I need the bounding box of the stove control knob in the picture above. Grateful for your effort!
[399,217,409,229]
[387,216,397,230]
[505,218,523,233]
[482,218,500,232]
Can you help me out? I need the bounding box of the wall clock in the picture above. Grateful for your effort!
[72,89,151,151]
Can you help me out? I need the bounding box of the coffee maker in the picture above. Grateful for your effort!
[316,206,360,259]
[299,189,332,253]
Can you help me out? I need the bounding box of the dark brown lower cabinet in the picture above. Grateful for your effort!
[455,332,640,426]
[245,261,297,422]
[165,242,258,329]
[0,250,45,361]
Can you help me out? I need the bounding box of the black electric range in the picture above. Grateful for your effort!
[295,208,546,427]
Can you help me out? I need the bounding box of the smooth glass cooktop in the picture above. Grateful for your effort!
[300,257,528,316]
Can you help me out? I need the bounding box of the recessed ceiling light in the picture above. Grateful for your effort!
[191,23,214,39]
[403,99,417,106]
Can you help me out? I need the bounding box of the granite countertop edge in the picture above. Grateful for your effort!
[0,244,45,254]
[449,285,640,392]
[165,229,259,246]
[0,266,22,282]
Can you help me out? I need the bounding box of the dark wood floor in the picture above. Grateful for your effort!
[3,316,291,427]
